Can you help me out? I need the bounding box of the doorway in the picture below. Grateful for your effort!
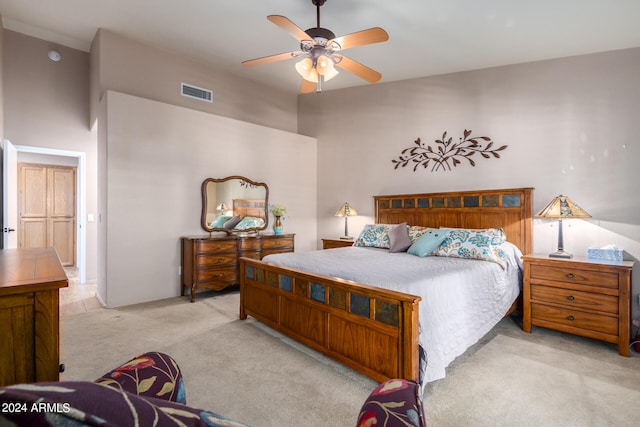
[10,144,87,283]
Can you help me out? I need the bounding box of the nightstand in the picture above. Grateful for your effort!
[321,238,354,249]
[522,254,634,356]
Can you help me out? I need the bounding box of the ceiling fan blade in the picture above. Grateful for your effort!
[300,79,317,94]
[268,15,312,42]
[335,55,382,83]
[242,51,297,67]
[329,27,389,51]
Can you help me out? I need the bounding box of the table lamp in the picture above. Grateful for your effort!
[335,202,358,240]
[535,195,591,258]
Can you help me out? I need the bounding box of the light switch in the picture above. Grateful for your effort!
[87,213,94,222]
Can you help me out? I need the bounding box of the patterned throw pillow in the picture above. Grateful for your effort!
[434,228,508,268]
[408,226,433,243]
[354,224,394,248]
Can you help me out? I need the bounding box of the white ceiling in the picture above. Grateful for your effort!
[1,0,639,95]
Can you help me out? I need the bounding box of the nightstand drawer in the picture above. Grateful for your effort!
[531,284,618,314]
[262,236,294,249]
[531,303,618,336]
[530,264,618,289]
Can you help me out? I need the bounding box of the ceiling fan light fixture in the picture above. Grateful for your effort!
[295,57,319,82]
[316,54,338,81]
[243,0,389,93]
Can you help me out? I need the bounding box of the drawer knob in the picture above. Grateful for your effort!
[566,273,574,279]
[567,315,575,321]
[567,295,575,301]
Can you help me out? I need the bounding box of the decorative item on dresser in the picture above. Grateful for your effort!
[0,247,68,386]
[181,234,294,302]
[269,203,287,235]
[522,254,634,356]
[201,176,268,235]
[321,238,354,249]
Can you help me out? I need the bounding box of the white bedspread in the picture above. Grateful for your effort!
[262,243,522,386]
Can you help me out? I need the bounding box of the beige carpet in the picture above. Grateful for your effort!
[425,317,640,427]
[61,290,640,426]
[60,290,377,426]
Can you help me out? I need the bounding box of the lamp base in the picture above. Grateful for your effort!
[549,250,573,259]
[340,236,353,240]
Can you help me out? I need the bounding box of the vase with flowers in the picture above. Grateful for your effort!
[270,203,287,235]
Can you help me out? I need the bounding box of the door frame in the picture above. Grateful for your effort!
[14,145,86,284]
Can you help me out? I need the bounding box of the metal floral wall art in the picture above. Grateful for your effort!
[392,129,507,172]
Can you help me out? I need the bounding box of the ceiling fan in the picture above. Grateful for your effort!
[242,0,389,93]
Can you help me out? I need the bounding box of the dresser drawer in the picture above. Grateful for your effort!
[239,238,261,251]
[531,284,618,314]
[197,267,238,283]
[239,252,261,260]
[262,236,294,249]
[196,253,237,268]
[531,303,618,336]
[530,264,618,289]
[196,239,237,253]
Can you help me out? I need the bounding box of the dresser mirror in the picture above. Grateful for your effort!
[201,176,269,233]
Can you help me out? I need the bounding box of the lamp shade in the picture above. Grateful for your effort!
[316,55,339,81]
[296,55,339,83]
[535,195,591,219]
[335,202,358,217]
[216,203,228,212]
[295,57,318,83]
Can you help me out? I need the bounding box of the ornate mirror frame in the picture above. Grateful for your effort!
[201,175,269,234]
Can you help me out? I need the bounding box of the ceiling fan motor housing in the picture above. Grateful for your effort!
[304,27,336,44]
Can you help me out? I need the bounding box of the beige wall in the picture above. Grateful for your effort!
[90,29,299,133]
[99,91,316,307]
[299,47,640,318]
[2,30,98,281]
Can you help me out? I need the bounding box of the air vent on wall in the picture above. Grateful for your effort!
[181,83,213,103]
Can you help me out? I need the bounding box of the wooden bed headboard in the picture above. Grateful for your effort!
[374,187,533,255]
[233,199,267,219]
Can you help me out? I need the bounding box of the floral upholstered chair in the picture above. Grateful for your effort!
[0,351,247,426]
[357,378,426,427]
[1,352,425,426]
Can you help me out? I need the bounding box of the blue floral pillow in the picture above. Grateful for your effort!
[408,226,434,243]
[434,228,508,268]
[354,224,394,248]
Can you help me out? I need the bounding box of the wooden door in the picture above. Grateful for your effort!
[18,164,76,266]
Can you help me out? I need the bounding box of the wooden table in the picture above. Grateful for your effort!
[0,247,68,386]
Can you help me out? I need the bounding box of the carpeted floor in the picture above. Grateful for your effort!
[61,290,640,427]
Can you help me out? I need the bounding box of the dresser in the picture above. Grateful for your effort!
[522,254,634,356]
[321,238,354,249]
[0,247,68,386]
[181,233,294,302]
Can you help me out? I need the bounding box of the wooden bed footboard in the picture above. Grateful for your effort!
[239,257,421,383]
